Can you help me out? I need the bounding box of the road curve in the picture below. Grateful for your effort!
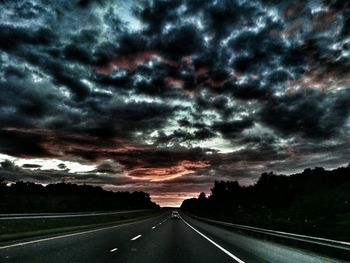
[0,211,345,263]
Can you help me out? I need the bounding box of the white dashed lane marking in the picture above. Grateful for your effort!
[131,235,142,241]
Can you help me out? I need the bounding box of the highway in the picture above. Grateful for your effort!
[0,211,344,263]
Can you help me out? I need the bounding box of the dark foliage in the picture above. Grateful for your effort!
[181,165,350,241]
[0,180,159,213]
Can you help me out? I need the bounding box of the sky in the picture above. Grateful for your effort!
[0,0,350,207]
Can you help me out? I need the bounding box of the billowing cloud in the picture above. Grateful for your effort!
[1,0,350,206]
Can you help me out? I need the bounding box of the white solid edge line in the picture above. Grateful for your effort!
[180,216,246,263]
[131,234,142,241]
[110,248,118,252]
[0,219,149,250]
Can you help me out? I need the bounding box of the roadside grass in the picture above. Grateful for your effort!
[0,210,161,244]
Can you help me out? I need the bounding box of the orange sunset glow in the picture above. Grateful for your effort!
[128,161,210,182]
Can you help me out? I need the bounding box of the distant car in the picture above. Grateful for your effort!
[171,211,180,219]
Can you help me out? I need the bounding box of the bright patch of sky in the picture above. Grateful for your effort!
[194,136,244,153]
[0,154,96,173]
[117,1,143,31]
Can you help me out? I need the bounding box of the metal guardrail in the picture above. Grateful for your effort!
[187,213,350,260]
[0,209,151,220]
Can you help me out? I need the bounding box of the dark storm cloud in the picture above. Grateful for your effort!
[82,98,179,140]
[158,24,205,59]
[78,0,104,8]
[0,65,84,132]
[260,89,350,139]
[95,161,122,174]
[1,0,350,204]
[0,129,52,157]
[154,128,216,147]
[212,119,254,139]
[0,24,54,51]
[22,164,42,169]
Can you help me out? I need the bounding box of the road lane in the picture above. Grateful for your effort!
[0,211,345,263]
[112,213,234,263]
[0,212,169,263]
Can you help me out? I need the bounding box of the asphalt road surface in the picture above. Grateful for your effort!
[0,211,344,263]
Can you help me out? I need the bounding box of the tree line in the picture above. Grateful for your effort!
[0,180,159,213]
[181,165,350,241]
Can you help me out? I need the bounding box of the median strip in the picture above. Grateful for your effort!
[1,210,161,244]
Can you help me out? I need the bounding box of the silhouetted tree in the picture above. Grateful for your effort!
[0,181,159,213]
[181,165,350,241]
[1,159,15,170]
